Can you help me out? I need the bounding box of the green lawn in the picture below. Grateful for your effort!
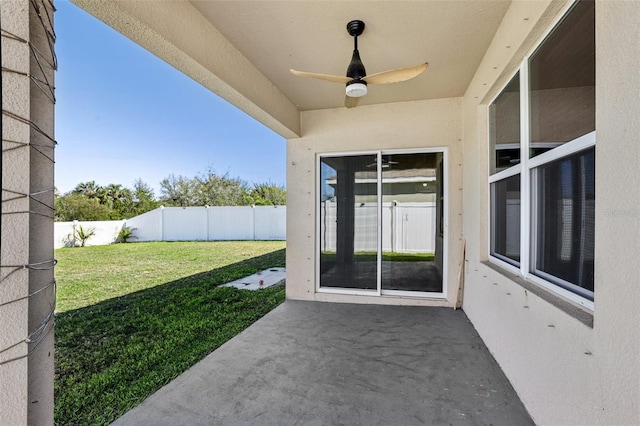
[54,241,286,426]
[320,251,434,263]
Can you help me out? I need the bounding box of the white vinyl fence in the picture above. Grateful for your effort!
[54,206,286,248]
[320,201,436,253]
[55,220,126,248]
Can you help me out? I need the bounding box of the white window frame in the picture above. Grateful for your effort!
[528,134,595,308]
[489,170,522,269]
[488,66,522,272]
[488,0,595,310]
[316,150,380,297]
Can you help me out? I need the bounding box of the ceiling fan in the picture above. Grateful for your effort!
[290,20,428,108]
[367,156,399,168]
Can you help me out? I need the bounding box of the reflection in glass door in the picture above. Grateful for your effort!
[319,154,378,291]
[381,152,443,293]
[319,151,445,296]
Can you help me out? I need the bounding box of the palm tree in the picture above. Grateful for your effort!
[74,225,96,247]
[73,181,99,198]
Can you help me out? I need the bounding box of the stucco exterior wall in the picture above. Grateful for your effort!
[461,1,640,425]
[1,3,32,422]
[1,1,56,424]
[286,98,463,306]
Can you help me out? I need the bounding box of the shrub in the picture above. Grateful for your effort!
[117,226,137,243]
[74,225,96,247]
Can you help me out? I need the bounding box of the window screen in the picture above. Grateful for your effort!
[534,147,595,299]
[489,73,521,174]
[491,174,521,264]
[319,155,378,290]
[529,0,595,157]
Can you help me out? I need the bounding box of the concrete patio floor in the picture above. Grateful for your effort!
[112,300,533,426]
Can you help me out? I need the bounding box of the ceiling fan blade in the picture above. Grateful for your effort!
[345,95,361,109]
[363,63,428,85]
[290,69,352,84]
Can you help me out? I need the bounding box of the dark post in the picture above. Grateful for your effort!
[336,167,355,266]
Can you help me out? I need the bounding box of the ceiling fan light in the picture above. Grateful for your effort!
[346,82,367,98]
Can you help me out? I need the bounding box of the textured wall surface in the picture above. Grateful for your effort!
[1,0,56,424]
[1,3,32,423]
[287,98,463,306]
[461,1,640,424]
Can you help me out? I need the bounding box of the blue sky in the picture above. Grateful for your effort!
[54,0,286,196]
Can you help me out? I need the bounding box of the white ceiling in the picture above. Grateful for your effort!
[190,1,511,111]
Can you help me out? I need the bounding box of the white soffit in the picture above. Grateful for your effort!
[190,1,512,111]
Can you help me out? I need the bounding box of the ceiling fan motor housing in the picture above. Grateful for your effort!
[346,50,367,81]
[345,20,367,97]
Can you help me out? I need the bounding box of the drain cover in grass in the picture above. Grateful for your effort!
[220,267,286,290]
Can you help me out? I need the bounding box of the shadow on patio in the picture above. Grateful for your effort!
[112,300,533,425]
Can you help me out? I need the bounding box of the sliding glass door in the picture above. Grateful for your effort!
[318,150,445,297]
[319,154,378,291]
[380,152,444,293]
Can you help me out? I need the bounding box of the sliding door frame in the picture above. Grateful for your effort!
[316,148,448,299]
[316,150,381,296]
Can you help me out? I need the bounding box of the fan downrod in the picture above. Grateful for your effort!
[346,20,365,37]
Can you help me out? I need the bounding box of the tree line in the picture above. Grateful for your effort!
[54,169,286,222]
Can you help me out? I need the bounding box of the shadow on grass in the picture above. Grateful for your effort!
[54,249,286,426]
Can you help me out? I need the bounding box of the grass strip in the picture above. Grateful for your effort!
[55,241,285,312]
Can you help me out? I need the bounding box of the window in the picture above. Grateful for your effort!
[489,73,520,174]
[533,148,595,298]
[489,0,595,306]
[491,174,521,264]
[529,0,595,157]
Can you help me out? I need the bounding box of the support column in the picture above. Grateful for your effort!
[1,1,56,425]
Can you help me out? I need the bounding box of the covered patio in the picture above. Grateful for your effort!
[113,301,532,425]
[3,0,639,424]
